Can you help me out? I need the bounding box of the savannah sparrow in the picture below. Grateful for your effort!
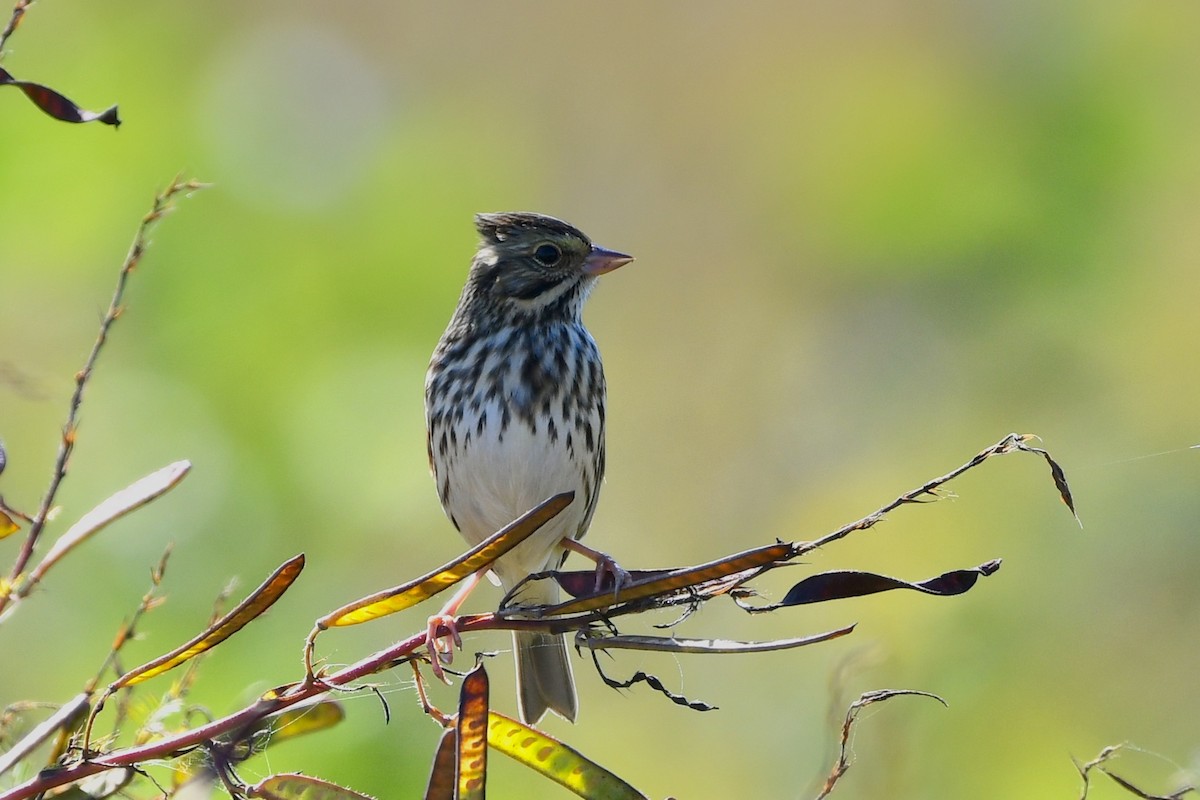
[425,212,633,724]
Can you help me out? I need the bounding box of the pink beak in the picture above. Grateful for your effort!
[582,245,634,275]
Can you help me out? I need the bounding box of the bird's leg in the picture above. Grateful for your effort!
[425,570,483,683]
[561,538,632,596]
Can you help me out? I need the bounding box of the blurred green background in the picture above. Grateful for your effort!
[3,2,1199,798]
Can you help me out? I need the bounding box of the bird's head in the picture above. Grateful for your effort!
[464,212,633,324]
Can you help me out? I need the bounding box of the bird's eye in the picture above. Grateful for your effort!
[533,243,562,267]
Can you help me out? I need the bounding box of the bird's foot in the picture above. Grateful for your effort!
[424,613,463,683]
[591,552,632,597]
[421,570,484,682]
[562,537,632,597]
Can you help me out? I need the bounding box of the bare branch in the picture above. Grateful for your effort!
[814,689,946,800]
[0,176,206,621]
[0,0,31,60]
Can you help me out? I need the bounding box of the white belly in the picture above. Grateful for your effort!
[440,406,589,589]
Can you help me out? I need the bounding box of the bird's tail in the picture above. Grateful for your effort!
[514,629,577,724]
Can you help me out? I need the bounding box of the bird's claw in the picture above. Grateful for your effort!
[592,553,632,599]
[425,613,463,683]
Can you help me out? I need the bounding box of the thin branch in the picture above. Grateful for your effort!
[796,431,1032,556]
[0,175,205,620]
[1077,744,1127,800]
[0,431,1075,800]
[813,689,946,800]
[0,0,32,60]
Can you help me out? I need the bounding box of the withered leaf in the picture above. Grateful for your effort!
[588,650,716,712]
[0,67,120,127]
[746,560,1002,612]
[423,729,457,800]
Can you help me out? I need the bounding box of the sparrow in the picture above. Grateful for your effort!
[425,211,632,724]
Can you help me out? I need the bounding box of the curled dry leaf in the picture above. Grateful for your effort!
[1014,434,1081,524]
[0,66,120,126]
[424,729,457,800]
[552,568,672,599]
[585,648,717,712]
[743,560,1003,612]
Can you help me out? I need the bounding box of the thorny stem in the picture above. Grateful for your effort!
[0,176,205,620]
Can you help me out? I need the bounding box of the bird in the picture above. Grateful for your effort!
[424,211,633,725]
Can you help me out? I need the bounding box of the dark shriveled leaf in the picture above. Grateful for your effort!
[587,650,716,712]
[424,729,457,800]
[740,560,1001,613]
[1012,434,1080,524]
[553,569,672,599]
[0,67,120,126]
[1101,770,1196,800]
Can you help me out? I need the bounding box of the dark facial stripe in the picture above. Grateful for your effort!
[509,274,566,301]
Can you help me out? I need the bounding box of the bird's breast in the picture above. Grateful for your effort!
[426,323,606,581]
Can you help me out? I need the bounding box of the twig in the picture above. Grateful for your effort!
[1,622,436,800]
[0,430,1075,799]
[0,0,32,60]
[814,689,946,800]
[795,432,1073,558]
[0,608,565,800]
[1077,744,1127,800]
[0,175,205,620]
[1076,744,1198,800]
[0,693,90,777]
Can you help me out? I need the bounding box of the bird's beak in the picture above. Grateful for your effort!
[582,245,634,275]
